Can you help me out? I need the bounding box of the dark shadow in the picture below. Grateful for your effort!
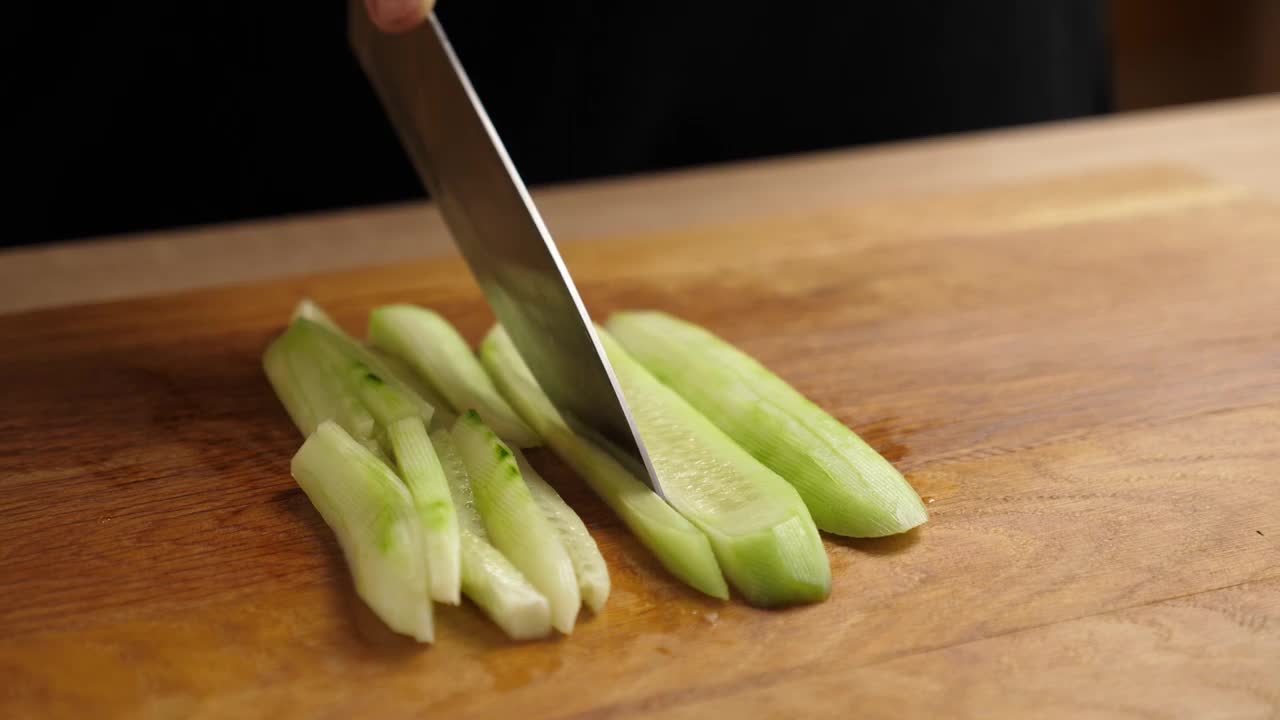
[276,485,426,659]
[826,526,924,556]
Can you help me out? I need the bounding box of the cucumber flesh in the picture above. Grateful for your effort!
[369,305,540,448]
[450,410,580,633]
[432,429,552,640]
[372,348,456,429]
[608,311,927,537]
[291,421,433,642]
[513,449,610,613]
[597,328,831,607]
[480,326,729,601]
[268,314,462,603]
[290,298,341,331]
[384,416,461,604]
[263,325,376,441]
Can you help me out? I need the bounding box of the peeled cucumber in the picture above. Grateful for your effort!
[369,305,540,448]
[480,326,729,601]
[431,428,552,640]
[266,315,460,604]
[513,449,610,613]
[608,311,927,537]
[291,421,433,642]
[450,410,580,633]
[596,328,831,607]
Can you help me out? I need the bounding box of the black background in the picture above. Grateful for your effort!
[8,2,1109,247]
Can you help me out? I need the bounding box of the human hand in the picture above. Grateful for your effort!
[364,0,436,33]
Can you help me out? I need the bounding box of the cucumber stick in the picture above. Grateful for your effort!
[513,449,610,613]
[450,410,580,633]
[338,355,459,605]
[267,316,461,604]
[595,329,831,607]
[480,326,730,601]
[608,311,927,537]
[291,421,433,642]
[383,416,460,604]
[431,429,552,640]
[368,305,540,448]
[264,323,378,442]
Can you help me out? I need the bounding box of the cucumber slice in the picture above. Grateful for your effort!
[596,328,831,607]
[513,449,610,613]
[608,311,927,537]
[267,315,460,603]
[263,324,376,441]
[290,297,341,331]
[371,348,456,429]
[384,417,460,604]
[286,299,440,417]
[291,421,433,642]
[338,358,459,604]
[368,305,541,448]
[450,410,580,633]
[431,429,552,640]
[480,326,729,601]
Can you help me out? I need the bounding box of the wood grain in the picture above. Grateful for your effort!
[1,167,1277,719]
[4,95,1280,315]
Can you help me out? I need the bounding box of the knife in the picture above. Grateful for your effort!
[348,4,663,495]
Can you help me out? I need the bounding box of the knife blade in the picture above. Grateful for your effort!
[348,4,663,495]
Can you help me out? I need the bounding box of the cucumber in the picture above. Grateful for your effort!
[431,429,552,640]
[480,326,729,601]
[371,347,456,429]
[341,355,461,605]
[290,297,341,331]
[608,311,927,537]
[595,328,831,607]
[450,410,580,633]
[263,324,377,441]
[368,305,540,448]
[383,417,460,604]
[513,449,610,613]
[291,421,433,642]
[266,316,460,604]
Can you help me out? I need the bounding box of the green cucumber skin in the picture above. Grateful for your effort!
[608,311,927,538]
[596,328,831,607]
[480,326,736,601]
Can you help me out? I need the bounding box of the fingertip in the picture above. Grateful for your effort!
[365,0,432,34]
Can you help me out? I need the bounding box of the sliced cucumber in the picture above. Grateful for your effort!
[383,417,460,604]
[267,315,460,604]
[291,421,433,642]
[608,311,927,537]
[450,410,580,633]
[335,357,460,605]
[597,328,831,607]
[285,302,439,425]
[480,326,729,601]
[368,305,540,448]
[290,297,341,332]
[431,429,551,640]
[371,347,456,429]
[263,323,376,441]
[513,449,610,613]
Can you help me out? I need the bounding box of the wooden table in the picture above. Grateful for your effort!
[2,97,1278,719]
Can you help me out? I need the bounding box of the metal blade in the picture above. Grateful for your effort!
[349,4,663,495]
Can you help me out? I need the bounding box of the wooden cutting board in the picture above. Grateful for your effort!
[2,167,1277,719]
